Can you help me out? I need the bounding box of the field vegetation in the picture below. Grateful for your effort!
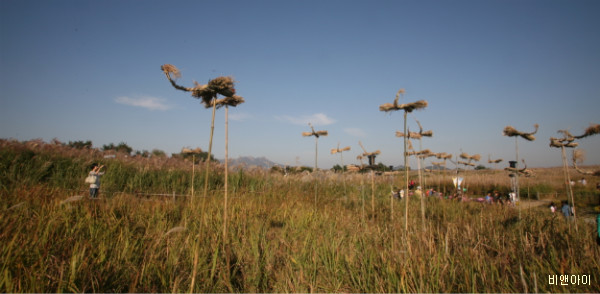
[1,139,599,292]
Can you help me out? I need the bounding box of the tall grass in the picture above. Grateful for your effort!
[1,139,599,292]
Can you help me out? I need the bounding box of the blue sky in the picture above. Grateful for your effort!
[1,0,599,169]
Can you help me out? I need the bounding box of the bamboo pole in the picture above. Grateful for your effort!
[223,106,229,245]
[191,154,195,201]
[561,146,578,230]
[314,136,318,208]
[404,110,409,232]
[203,98,217,199]
[371,169,375,216]
[417,153,425,232]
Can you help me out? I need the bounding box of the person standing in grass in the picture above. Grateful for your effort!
[87,163,105,198]
[561,200,573,219]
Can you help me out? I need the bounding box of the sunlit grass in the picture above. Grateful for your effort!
[1,139,599,292]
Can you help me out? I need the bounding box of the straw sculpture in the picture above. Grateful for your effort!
[569,124,600,176]
[572,149,600,176]
[415,119,433,137]
[346,164,361,172]
[331,146,351,154]
[396,131,422,139]
[406,149,432,157]
[359,141,380,216]
[379,88,429,234]
[161,64,244,109]
[549,130,580,229]
[503,124,539,141]
[358,141,381,159]
[459,152,481,162]
[457,160,476,167]
[331,143,351,197]
[488,154,503,164]
[379,90,428,113]
[182,147,203,154]
[303,123,328,208]
[505,160,534,177]
[573,123,600,139]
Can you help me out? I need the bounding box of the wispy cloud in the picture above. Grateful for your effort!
[228,112,252,121]
[344,127,366,137]
[277,113,336,126]
[115,96,172,111]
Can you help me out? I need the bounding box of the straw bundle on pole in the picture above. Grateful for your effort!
[379,88,428,235]
[549,134,578,230]
[503,123,538,210]
[359,141,380,217]
[182,147,204,200]
[503,124,539,141]
[160,64,244,201]
[573,123,600,139]
[303,123,328,208]
[572,149,600,176]
[331,143,351,198]
[488,155,503,170]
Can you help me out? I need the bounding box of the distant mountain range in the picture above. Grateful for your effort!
[219,156,280,169]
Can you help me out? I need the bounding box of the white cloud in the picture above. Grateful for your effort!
[344,127,367,137]
[277,113,336,126]
[228,112,252,121]
[115,96,172,111]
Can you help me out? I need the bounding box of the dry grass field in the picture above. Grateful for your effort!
[1,139,599,292]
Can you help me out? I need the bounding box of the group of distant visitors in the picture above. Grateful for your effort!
[548,201,575,219]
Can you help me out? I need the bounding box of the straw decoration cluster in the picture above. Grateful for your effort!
[380,100,428,113]
[331,146,351,154]
[572,150,600,176]
[358,141,381,157]
[549,129,578,148]
[415,119,433,137]
[395,131,422,139]
[406,149,433,158]
[346,164,361,172]
[549,137,578,148]
[502,124,539,141]
[435,152,452,160]
[458,160,476,167]
[362,150,381,157]
[302,130,328,138]
[182,147,203,154]
[488,156,503,164]
[379,89,428,113]
[573,123,600,139]
[504,160,534,177]
[459,152,481,162]
[161,64,244,109]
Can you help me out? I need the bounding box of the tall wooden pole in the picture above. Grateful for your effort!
[314,136,318,208]
[203,98,217,199]
[223,106,229,245]
[404,110,409,231]
[561,146,578,231]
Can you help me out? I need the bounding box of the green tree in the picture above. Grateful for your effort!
[68,140,93,149]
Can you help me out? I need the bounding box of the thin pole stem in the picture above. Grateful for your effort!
[371,170,375,216]
[203,99,217,199]
[314,137,318,209]
[418,153,425,232]
[191,154,195,203]
[223,106,229,246]
[404,110,409,232]
[562,146,578,231]
[515,137,521,221]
